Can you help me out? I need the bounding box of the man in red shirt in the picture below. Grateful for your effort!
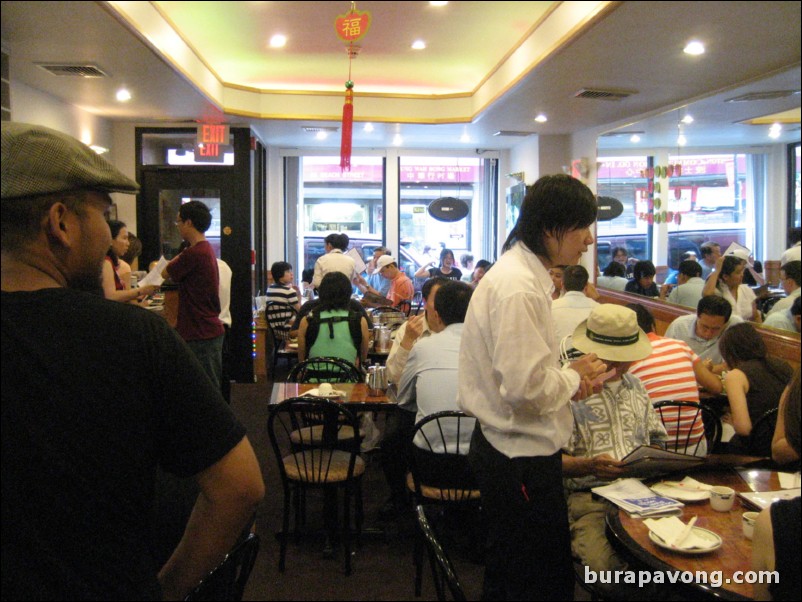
[164,201,225,389]
[359,255,414,307]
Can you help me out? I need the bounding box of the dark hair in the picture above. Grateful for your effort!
[700,242,720,258]
[502,175,596,258]
[626,303,656,334]
[680,251,697,261]
[611,246,628,259]
[697,295,733,322]
[717,255,745,290]
[325,232,349,251]
[784,369,801,455]
[106,219,127,264]
[633,260,656,281]
[602,261,626,278]
[475,259,493,271]
[788,226,801,246]
[316,272,352,311]
[718,322,767,368]
[121,232,142,264]
[439,248,455,266]
[301,268,314,284]
[434,281,473,326]
[781,260,801,287]
[678,260,703,278]
[178,200,212,232]
[422,276,449,301]
[460,253,474,265]
[271,261,293,282]
[562,265,589,292]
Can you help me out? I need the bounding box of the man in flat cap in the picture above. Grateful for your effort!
[1,122,264,600]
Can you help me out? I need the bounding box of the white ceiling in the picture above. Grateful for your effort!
[1,1,800,151]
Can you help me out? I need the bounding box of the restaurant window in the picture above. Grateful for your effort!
[789,142,801,234]
[398,156,494,274]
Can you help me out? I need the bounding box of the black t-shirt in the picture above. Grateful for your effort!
[1,288,245,600]
[428,267,463,281]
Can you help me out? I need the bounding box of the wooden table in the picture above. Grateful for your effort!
[270,382,398,411]
[606,458,782,600]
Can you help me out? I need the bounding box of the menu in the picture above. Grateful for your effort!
[619,445,704,480]
[738,488,801,510]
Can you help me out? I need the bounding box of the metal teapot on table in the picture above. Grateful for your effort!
[366,365,388,396]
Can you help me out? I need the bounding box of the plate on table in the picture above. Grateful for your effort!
[649,527,722,554]
[650,482,710,502]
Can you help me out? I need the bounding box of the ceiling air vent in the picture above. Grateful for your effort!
[36,63,108,78]
[493,131,535,137]
[302,126,339,133]
[574,88,636,101]
[725,90,801,102]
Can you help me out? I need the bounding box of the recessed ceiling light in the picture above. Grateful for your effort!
[769,123,782,139]
[677,134,687,146]
[430,1,449,6]
[630,134,641,143]
[460,133,470,143]
[315,131,328,140]
[363,123,374,133]
[116,88,131,102]
[270,34,287,48]
[534,114,548,123]
[681,115,694,124]
[89,145,109,154]
[683,41,705,55]
[411,40,426,50]
[393,134,403,146]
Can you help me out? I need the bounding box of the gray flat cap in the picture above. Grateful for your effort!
[1,122,139,200]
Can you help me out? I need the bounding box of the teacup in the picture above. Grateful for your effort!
[709,486,736,512]
[742,511,759,539]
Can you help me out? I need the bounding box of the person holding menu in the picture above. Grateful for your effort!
[458,175,606,600]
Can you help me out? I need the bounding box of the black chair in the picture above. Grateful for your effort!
[184,533,260,601]
[749,407,779,458]
[396,299,412,317]
[411,291,424,315]
[286,357,363,384]
[264,301,299,370]
[654,401,722,456]
[267,397,364,575]
[415,505,467,602]
[407,411,480,596]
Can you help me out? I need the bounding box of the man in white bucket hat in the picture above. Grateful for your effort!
[561,304,667,595]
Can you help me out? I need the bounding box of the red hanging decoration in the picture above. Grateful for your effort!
[340,82,354,170]
[334,2,371,172]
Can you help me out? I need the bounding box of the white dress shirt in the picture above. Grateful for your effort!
[457,242,579,458]
[667,276,706,308]
[664,313,744,364]
[719,284,756,321]
[385,317,432,384]
[551,291,599,344]
[311,249,356,289]
[767,287,800,316]
[596,275,628,291]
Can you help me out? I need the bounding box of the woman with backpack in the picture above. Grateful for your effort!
[297,272,370,367]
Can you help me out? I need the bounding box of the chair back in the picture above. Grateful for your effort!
[264,302,298,352]
[415,505,466,602]
[370,306,406,328]
[749,407,779,457]
[654,400,722,456]
[286,357,362,383]
[268,396,362,485]
[395,299,412,317]
[184,533,260,601]
[409,411,478,502]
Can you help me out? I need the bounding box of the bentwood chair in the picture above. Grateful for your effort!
[286,357,362,384]
[264,302,299,370]
[653,401,722,456]
[184,533,260,601]
[415,505,467,602]
[267,397,364,575]
[407,411,480,596]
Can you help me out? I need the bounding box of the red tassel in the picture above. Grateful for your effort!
[340,87,354,171]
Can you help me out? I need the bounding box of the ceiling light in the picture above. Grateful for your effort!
[681,115,694,124]
[769,123,782,139]
[270,34,287,48]
[392,134,403,146]
[460,133,470,143]
[315,131,328,140]
[677,134,687,146]
[429,1,449,6]
[116,88,131,102]
[363,123,374,133]
[683,41,705,55]
[89,145,109,154]
[630,134,641,143]
[411,40,426,50]
[534,114,548,123]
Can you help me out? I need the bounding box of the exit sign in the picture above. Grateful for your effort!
[197,124,230,146]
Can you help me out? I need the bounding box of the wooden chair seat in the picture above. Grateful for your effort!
[283,450,365,483]
[406,472,481,502]
[289,424,356,445]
